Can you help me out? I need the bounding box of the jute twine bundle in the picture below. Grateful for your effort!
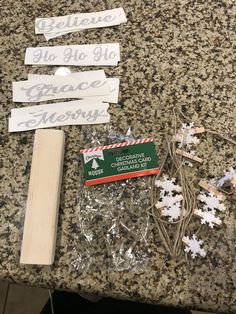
[149,108,235,258]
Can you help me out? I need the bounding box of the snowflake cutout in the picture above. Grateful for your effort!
[155,176,182,196]
[217,167,236,188]
[194,209,222,228]
[162,202,184,222]
[198,192,226,212]
[209,178,218,187]
[183,161,193,167]
[156,194,183,209]
[181,122,195,130]
[173,123,200,150]
[182,234,206,258]
[174,133,200,150]
[182,150,196,167]
[155,175,185,221]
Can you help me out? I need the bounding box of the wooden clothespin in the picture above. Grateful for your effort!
[176,149,203,163]
[198,180,226,201]
[178,127,205,136]
[194,209,222,227]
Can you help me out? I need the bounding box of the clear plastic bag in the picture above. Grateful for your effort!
[71,126,153,273]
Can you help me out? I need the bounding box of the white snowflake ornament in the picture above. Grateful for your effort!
[162,202,183,222]
[194,209,222,228]
[199,179,226,201]
[155,176,182,195]
[182,234,206,258]
[182,150,196,167]
[155,175,185,221]
[181,122,195,130]
[183,161,193,167]
[155,194,183,209]
[175,134,200,150]
[173,123,200,150]
[198,192,226,212]
[217,167,236,188]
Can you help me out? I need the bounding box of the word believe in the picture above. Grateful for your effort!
[35,8,127,34]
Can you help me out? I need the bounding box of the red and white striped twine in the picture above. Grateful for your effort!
[80,138,153,153]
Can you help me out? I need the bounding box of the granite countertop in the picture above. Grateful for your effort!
[0,1,235,313]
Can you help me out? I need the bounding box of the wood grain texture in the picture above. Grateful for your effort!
[176,149,203,163]
[198,180,226,201]
[20,129,65,265]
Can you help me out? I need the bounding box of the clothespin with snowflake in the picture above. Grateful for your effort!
[198,192,226,212]
[155,176,184,221]
[174,133,200,150]
[199,180,226,201]
[173,123,205,166]
[195,191,225,228]
[182,234,206,258]
[176,149,203,164]
[173,123,204,150]
[217,168,236,195]
[194,208,222,228]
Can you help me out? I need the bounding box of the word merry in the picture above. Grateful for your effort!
[18,109,108,128]
[9,101,110,132]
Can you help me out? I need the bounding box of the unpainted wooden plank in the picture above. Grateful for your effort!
[20,129,65,265]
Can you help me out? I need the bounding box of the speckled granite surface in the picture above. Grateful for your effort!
[0,1,235,313]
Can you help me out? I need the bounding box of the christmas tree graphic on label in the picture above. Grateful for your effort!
[83,150,104,176]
